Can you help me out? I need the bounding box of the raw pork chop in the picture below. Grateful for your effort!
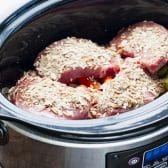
[90,58,165,118]
[34,37,120,84]
[110,21,168,74]
[9,72,94,120]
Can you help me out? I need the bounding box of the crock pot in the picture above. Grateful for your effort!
[0,0,168,168]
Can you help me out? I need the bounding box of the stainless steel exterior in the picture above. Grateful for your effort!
[0,122,166,168]
[6,122,168,149]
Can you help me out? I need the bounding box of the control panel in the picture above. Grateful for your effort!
[143,142,168,168]
[106,137,168,168]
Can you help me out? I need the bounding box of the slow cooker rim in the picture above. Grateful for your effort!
[0,0,168,136]
[5,121,168,148]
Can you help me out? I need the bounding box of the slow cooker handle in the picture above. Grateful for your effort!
[0,104,33,124]
[0,121,9,145]
[0,104,34,128]
[0,104,43,131]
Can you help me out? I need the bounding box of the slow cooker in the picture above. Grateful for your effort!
[0,0,168,168]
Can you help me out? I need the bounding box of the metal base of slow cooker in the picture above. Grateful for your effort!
[0,122,166,168]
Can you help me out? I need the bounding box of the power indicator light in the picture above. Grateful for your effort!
[128,157,140,166]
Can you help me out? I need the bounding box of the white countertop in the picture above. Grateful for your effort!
[0,0,30,22]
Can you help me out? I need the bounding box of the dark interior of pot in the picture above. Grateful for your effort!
[0,0,168,88]
[0,0,168,136]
